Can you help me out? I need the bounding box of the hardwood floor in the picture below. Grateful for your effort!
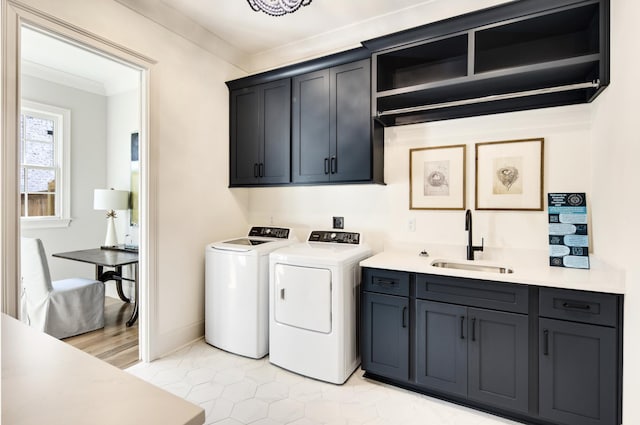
[63,296,139,369]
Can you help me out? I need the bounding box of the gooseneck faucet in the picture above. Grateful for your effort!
[465,209,484,260]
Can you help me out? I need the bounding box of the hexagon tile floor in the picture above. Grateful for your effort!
[127,340,518,425]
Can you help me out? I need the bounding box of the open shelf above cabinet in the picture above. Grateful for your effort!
[365,0,609,126]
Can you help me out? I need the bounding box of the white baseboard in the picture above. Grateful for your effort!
[152,320,205,361]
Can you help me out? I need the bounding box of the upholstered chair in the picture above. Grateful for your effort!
[20,238,105,339]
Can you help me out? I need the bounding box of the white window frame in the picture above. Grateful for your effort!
[20,100,71,229]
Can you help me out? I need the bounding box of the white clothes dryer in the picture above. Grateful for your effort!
[269,230,372,384]
[205,226,296,358]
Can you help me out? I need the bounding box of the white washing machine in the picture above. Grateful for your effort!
[205,226,296,358]
[269,230,372,384]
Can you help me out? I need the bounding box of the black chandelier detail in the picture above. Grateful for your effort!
[247,0,313,17]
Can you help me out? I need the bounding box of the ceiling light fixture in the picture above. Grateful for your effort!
[247,0,312,16]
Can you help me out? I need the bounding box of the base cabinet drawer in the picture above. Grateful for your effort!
[539,318,618,425]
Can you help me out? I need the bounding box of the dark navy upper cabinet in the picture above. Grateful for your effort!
[229,79,291,186]
[364,0,610,126]
[292,59,374,184]
[227,48,383,187]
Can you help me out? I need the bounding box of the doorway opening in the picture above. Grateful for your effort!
[1,6,154,365]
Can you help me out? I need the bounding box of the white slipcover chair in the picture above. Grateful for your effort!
[20,238,105,339]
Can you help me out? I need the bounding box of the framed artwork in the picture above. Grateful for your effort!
[475,138,544,211]
[409,144,466,210]
[130,132,139,226]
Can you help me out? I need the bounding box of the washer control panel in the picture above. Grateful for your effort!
[248,227,291,239]
[308,231,361,245]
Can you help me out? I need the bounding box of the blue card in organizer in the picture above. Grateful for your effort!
[548,193,590,269]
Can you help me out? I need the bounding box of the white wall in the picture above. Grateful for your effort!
[20,74,107,280]
[11,0,250,356]
[106,88,140,299]
[248,105,592,254]
[590,2,640,423]
[107,88,139,244]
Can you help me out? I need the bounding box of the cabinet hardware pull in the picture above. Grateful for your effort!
[259,163,264,178]
[330,156,337,174]
[562,301,591,311]
[543,329,549,355]
[471,318,476,341]
[460,316,465,339]
[280,288,285,300]
[402,306,407,328]
[254,163,258,178]
[324,158,329,174]
[375,279,395,287]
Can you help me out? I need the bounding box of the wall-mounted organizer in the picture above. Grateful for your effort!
[363,0,609,126]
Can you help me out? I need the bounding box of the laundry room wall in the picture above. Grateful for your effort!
[247,104,592,255]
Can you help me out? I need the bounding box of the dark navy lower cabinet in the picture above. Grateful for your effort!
[415,300,467,397]
[539,319,617,425]
[361,291,409,382]
[468,307,529,414]
[360,268,623,425]
[415,302,529,413]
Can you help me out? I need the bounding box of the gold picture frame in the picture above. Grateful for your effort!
[475,138,544,211]
[409,144,466,210]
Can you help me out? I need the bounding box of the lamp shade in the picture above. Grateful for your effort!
[93,189,129,211]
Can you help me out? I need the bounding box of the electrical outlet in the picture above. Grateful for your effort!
[333,216,344,229]
[408,218,416,232]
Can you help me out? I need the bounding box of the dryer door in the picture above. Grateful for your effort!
[273,263,331,333]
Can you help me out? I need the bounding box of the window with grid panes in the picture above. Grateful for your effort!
[20,100,70,227]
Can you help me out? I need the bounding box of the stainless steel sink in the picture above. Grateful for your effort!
[431,260,514,274]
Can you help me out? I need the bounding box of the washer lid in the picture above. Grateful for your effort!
[223,238,270,246]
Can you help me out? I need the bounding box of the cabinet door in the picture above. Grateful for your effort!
[468,308,528,414]
[292,69,330,183]
[539,318,617,425]
[261,79,291,184]
[415,300,467,397]
[230,87,261,185]
[361,292,409,382]
[330,59,371,182]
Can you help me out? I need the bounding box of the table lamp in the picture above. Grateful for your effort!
[94,188,129,247]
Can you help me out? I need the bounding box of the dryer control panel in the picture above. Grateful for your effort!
[248,227,291,239]
[308,231,361,245]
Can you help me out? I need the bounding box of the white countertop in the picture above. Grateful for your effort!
[360,242,625,294]
[1,315,205,425]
